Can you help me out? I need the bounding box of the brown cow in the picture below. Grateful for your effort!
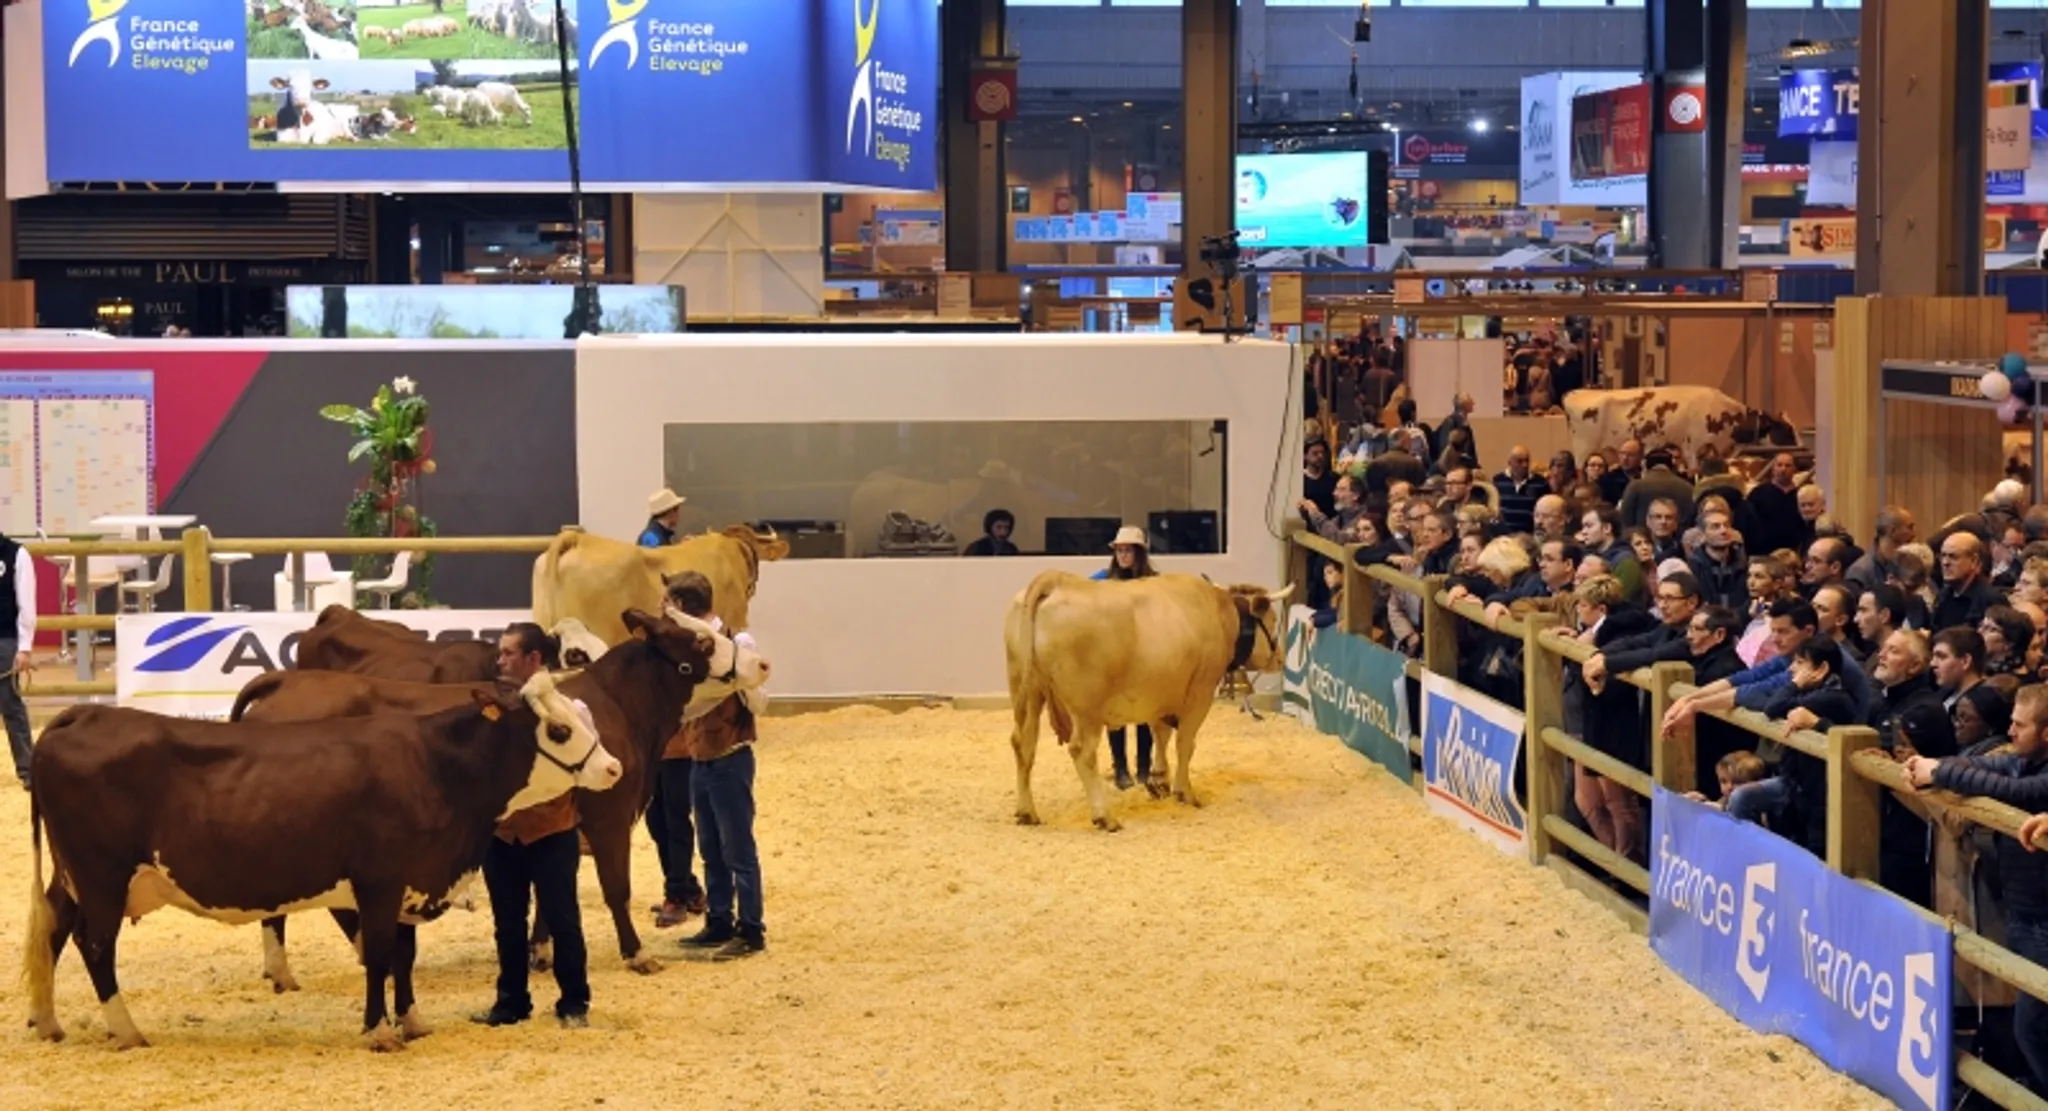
[1005,572,1291,831]
[531,524,789,643]
[293,605,499,682]
[231,609,758,984]
[22,670,631,1052]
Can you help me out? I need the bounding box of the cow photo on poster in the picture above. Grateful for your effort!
[247,0,573,152]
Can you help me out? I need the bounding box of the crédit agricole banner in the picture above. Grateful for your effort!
[39,0,935,190]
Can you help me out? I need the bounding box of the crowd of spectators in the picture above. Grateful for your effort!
[1301,409,2048,1089]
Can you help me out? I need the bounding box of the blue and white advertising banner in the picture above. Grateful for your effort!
[1281,604,1313,726]
[33,0,935,191]
[1649,787,1952,1111]
[1419,671,1526,857]
[117,609,530,719]
[1810,136,2048,207]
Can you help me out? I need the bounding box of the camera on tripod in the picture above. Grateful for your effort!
[1199,230,1244,278]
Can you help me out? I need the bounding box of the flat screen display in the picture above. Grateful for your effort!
[1234,152,1384,248]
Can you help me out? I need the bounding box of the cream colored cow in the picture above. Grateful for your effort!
[1005,571,1291,831]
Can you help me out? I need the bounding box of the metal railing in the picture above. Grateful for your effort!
[1286,526,2048,1110]
[23,529,554,697]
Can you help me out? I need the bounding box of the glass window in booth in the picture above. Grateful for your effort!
[658,420,1229,559]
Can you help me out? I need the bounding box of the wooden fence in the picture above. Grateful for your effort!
[1286,526,2048,1110]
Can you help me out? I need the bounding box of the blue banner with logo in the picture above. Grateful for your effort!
[1649,787,1951,1111]
[1419,671,1525,857]
[1780,64,2048,144]
[1302,626,1411,784]
[38,0,934,189]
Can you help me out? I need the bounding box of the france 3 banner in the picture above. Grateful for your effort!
[1649,787,1952,1111]
[1419,671,1527,857]
[36,0,935,189]
[115,609,530,719]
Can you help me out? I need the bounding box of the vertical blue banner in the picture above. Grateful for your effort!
[1649,787,1952,1111]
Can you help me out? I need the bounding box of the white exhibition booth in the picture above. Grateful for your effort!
[575,332,1300,698]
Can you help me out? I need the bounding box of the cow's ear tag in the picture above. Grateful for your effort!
[481,704,503,722]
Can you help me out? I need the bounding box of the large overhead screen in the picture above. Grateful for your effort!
[1234,151,1388,248]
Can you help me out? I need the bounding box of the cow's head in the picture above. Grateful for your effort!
[482,670,622,816]
[550,617,610,669]
[653,606,771,697]
[620,607,718,678]
[709,524,791,597]
[1226,583,1295,674]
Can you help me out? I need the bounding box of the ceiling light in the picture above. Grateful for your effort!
[1470,119,1489,134]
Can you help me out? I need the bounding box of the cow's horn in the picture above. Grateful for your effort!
[1266,582,1296,602]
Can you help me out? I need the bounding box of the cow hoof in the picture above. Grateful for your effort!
[1092,816,1122,832]
[528,941,554,972]
[1144,776,1169,799]
[264,971,302,994]
[1014,812,1040,826]
[109,1031,149,1051]
[626,954,664,975]
[1175,791,1203,809]
[363,1022,406,1053]
[398,1008,433,1041]
[28,1017,64,1043]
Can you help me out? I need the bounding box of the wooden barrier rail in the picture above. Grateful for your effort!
[16,530,564,698]
[1284,528,2048,1109]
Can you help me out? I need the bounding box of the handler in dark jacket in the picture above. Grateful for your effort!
[1593,600,1744,797]
[1685,504,1749,613]
[1911,683,2048,1087]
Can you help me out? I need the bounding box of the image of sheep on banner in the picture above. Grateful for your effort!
[1419,671,1527,856]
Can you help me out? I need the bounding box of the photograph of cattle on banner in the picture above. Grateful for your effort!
[248,0,571,62]
[247,59,572,151]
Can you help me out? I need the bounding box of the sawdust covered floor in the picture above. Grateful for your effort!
[0,706,1890,1111]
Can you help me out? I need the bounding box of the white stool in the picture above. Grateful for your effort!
[211,552,253,611]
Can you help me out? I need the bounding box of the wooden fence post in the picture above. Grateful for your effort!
[1420,574,1456,680]
[1647,660,1697,795]
[181,526,213,613]
[1826,725,1883,880]
[1522,614,1564,865]
[1284,521,1312,612]
[1339,545,1376,639]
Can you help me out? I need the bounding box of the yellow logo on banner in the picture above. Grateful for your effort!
[590,0,649,70]
[69,0,126,67]
[847,0,880,156]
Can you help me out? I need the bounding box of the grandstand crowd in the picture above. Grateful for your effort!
[1299,375,2048,1089]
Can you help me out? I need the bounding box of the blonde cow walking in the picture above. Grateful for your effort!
[1005,571,1290,831]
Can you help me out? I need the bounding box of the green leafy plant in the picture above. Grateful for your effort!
[320,376,438,605]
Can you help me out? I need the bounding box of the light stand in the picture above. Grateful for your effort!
[553,0,600,338]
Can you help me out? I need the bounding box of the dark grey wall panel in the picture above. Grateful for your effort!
[163,346,576,610]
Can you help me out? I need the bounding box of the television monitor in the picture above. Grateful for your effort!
[1148,511,1219,555]
[1044,517,1123,556]
[1235,151,1389,249]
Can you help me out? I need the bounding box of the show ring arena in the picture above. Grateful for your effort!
[0,333,1885,1109]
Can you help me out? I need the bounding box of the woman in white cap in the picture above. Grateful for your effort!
[1091,525,1158,790]
[639,488,686,548]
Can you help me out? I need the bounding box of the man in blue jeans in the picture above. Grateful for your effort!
[1912,684,2048,1088]
[0,531,36,789]
[665,572,768,961]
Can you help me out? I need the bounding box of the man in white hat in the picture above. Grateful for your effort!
[639,488,686,548]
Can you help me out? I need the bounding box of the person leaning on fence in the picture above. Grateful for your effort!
[1879,700,1961,910]
[1564,574,1655,863]
[1914,684,2048,1089]
[1719,636,1859,856]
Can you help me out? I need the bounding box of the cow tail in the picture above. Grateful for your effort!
[21,787,55,1005]
[229,671,287,722]
[532,530,577,628]
[1018,572,1068,731]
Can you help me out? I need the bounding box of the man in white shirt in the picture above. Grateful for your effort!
[0,533,35,789]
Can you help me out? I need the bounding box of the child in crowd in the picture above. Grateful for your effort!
[1687,750,1770,816]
